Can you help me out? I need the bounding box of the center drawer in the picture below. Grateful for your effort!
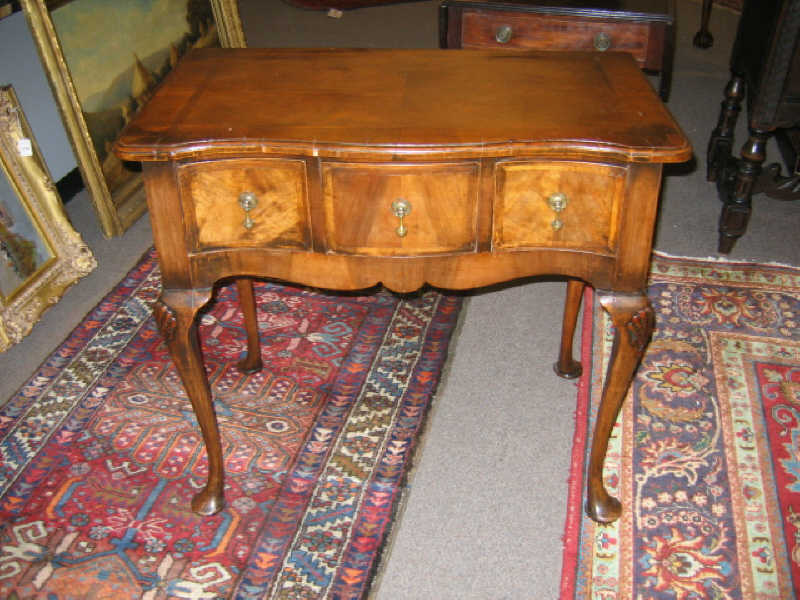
[321,162,480,256]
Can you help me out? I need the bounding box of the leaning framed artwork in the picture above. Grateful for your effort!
[21,0,246,237]
[0,85,96,352]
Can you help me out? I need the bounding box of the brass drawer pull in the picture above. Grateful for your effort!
[547,192,568,231]
[391,198,412,238]
[238,191,258,230]
[593,32,611,51]
[495,25,513,44]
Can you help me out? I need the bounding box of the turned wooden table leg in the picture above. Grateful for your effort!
[235,278,263,374]
[154,288,225,516]
[587,290,654,523]
[707,75,744,183]
[718,128,769,253]
[554,279,585,379]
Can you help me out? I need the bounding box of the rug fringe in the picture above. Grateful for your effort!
[652,249,799,270]
[559,285,595,599]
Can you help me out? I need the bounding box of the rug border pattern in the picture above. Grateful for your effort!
[713,331,799,597]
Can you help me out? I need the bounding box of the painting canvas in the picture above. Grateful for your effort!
[22,0,245,237]
[51,0,219,215]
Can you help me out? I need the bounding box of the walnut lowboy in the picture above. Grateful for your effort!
[115,47,691,524]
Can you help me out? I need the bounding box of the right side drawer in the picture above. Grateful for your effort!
[493,160,627,252]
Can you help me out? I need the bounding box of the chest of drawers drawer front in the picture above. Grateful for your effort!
[461,10,652,67]
[179,158,310,251]
[321,162,480,256]
[494,161,626,251]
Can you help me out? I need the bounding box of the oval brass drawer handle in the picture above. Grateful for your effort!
[239,191,258,230]
[593,32,611,52]
[547,192,568,231]
[495,25,513,44]
[391,198,412,238]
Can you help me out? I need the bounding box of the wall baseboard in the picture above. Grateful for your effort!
[56,167,84,204]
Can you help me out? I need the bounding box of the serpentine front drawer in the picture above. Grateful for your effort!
[321,161,480,256]
[178,158,310,251]
[178,157,627,255]
[493,161,627,251]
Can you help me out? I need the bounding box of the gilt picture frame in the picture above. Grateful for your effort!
[21,0,246,238]
[0,85,96,352]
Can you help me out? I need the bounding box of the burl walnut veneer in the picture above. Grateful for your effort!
[115,48,690,524]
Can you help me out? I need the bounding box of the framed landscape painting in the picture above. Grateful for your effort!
[22,0,246,237]
[0,85,96,351]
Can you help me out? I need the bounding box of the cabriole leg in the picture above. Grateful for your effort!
[236,278,263,374]
[554,279,585,379]
[587,290,654,523]
[153,288,225,516]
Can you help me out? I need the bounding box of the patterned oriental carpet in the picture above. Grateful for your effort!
[562,255,800,599]
[0,249,462,599]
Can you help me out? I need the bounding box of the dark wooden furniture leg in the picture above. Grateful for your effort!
[659,21,675,102]
[587,290,654,523]
[761,127,800,200]
[718,128,769,253]
[154,288,225,515]
[235,278,263,374]
[554,279,584,379]
[693,0,714,48]
[707,75,745,183]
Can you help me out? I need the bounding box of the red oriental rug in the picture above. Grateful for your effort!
[0,248,461,599]
[562,254,800,598]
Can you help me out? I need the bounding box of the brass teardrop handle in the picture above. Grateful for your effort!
[593,32,611,51]
[547,192,567,231]
[391,198,412,238]
[239,191,258,230]
[495,25,513,44]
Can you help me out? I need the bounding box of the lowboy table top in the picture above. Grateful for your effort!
[116,48,689,164]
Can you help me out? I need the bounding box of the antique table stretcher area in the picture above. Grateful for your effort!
[115,48,690,524]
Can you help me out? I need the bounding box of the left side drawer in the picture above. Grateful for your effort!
[178,158,310,250]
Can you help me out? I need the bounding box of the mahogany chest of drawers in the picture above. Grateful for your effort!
[440,0,676,99]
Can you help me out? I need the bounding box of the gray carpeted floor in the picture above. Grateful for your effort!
[2,1,799,597]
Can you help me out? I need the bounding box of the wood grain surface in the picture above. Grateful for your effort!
[494,160,626,250]
[179,158,309,250]
[115,48,690,164]
[321,162,479,255]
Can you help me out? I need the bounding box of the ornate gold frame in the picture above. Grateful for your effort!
[21,0,246,237]
[0,85,96,352]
